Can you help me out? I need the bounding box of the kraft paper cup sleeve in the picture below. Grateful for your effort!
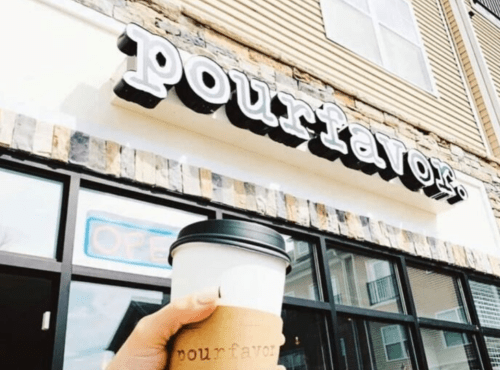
[168,306,284,370]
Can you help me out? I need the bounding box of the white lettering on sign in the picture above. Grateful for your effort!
[114,24,468,205]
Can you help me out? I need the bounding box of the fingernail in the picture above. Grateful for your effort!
[196,287,220,305]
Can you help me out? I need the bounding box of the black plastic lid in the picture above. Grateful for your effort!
[169,220,291,273]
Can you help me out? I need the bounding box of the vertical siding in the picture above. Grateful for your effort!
[442,0,500,155]
[181,0,486,152]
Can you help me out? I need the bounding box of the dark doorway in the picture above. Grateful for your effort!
[0,270,55,369]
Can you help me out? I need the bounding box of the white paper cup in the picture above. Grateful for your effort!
[169,220,291,316]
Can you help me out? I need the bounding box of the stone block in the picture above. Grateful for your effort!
[474,250,492,274]
[369,219,390,248]
[154,156,169,189]
[465,248,477,270]
[256,185,270,216]
[276,73,298,90]
[76,0,114,16]
[309,202,320,229]
[106,141,121,177]
[285,194,298,223]
[52,126,71,162]
[359,216,372,242]
[297,198,310,227]
[33,120,53,157]
[326,206,340,234]
[345,212,364,240]
[244,182,257,212]
[69,131,90,165]
[398,230,413,254]
[0,109,16,147]
[12,114,36,152]
[212,173,234,206]
[182,164,201,197]
[336,210,349,236]
[413,232,431,258]
[444,242,456,265]
[488,255,500,277]
[383,224,399,249]
[316,203,328,231]
[135,150,156,185]
[168,159,183,192]
[355,101,384,122]
[200,168,213,199]
[120,146,135,180]
[334,90,355,108]
[276,191,287,219]
[233,180,246,209]
[88,137,106,173]
[428,237,447,263]
[452,244,468,268]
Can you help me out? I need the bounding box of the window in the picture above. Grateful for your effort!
[485,336,500,369]
[381,325,409,361]
[284,235,320,301]
[327,247,403,313]
[320,0,434,91]
[367,260,398,305]
[437,308,470,348]
[470,280,500,329]
[407,267,469,322]
[73,188,206,277]
[0,167,63,259]
[421,329,479,370]
[475,0,500,21]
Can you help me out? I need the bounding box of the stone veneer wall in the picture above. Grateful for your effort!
[3,0,500,276]
[1,107,500,279]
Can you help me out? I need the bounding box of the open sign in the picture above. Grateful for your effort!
[84,212,178,268]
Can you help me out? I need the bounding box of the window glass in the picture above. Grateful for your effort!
[0,167,63,259]
[73,189,206,278]
[327,247,404,313]
[337,316,414,369]
[470,280,500,329]
[420,328,480,370]
[283,235,320,301]
[320,0,433,91]
[64,281,168,370]
[407,267,469,323]
[280,307,332,370]
[485,336,500,369]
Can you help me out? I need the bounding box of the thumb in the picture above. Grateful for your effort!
[132,287,220,347]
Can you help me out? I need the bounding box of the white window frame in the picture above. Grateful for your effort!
[381,325,409,362]
[435,308,470,348]
[319,0,438,95]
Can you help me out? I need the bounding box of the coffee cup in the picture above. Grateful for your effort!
[168,219,291,370]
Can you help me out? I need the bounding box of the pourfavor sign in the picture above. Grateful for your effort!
[114,24,468,205]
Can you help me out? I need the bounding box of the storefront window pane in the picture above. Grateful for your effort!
[284,235,320,300]
[420,328,480,370]
[0,167,62,259]
[280,307,332,370]
[64,281,168,370]
[485,336,500,369]
[73,189,206,278]
[326,247,404,313]
[337,316,414,369]
[407,267,469,323]
[469,280,500,329]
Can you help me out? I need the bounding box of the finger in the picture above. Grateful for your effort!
[276,366,287,370]
[280,334,286,345]
[136,287,220,347]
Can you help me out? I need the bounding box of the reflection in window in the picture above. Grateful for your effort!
[0,167,63,258]
[74,189,206,277]
[407,267,468,323]
[327,248,403,313]
[64,281,168,370]
[337,316,414,370]
[470,280,500,329]
[421,328,480,370]
[283,235,320,301]
[280,308,331,370]
[485,336,500,370]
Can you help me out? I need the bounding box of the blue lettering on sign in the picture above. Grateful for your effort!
[84,212,178,269]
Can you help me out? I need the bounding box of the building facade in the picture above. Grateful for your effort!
[2,0,500,369]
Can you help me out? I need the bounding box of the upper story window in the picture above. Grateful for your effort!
[474,0,500,21]
[320,0,434,92]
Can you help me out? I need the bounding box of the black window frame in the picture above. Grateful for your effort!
[0,150,500,370]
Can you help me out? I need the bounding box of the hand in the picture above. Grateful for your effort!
[106,287,219,370]
[106,288,287,370]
